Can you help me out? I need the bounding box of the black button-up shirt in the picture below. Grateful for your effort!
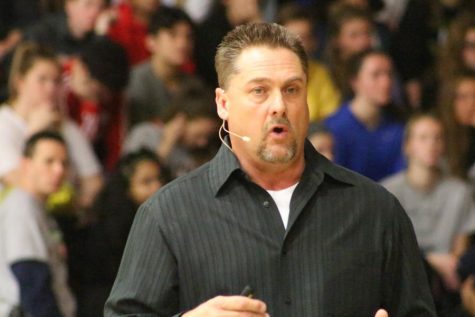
[105,141,436,317]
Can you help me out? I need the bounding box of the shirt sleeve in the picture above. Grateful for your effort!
[381,196,436,317]
[61,120,102,178]
[0,124,21,178]
[104,200,180,316]
[10,260,62,317]
[4,198,48,264]
[458,186,475,235]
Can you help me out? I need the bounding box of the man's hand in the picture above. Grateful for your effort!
[375,309,389,317]
[182,295,269,317]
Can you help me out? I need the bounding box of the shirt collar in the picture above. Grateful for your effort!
[209,138,356,196]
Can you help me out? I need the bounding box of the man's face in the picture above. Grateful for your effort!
[24,140,68,197]
[66,0,105,35]
[147,22,194,67]
[216,46,308,166]
[352,54,393,106]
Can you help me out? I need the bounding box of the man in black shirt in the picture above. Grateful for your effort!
[105,22,436,317]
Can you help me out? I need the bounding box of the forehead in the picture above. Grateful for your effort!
[31,140,67,158]
[360,54,391,70]
[231,46,306,85]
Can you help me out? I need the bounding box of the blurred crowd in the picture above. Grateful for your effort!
[1,0,475,316]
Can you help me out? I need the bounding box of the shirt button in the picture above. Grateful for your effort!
[285,298,292,305]
[263,201,270,208]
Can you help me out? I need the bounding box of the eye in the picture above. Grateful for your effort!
[285,86,299,95]
[251,87,265,95]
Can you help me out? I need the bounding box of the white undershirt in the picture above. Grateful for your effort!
[266,183,298,229]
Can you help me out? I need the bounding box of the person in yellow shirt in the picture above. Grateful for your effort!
[278,3,341,122]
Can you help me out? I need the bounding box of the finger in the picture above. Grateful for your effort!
[212,295,267,313]
[374,308,389,317]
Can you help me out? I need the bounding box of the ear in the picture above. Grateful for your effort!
[215,87,229,120]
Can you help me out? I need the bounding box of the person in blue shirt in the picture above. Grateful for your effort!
[324,49,405,181]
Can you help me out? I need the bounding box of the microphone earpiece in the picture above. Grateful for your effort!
[218,120,251,153]
[221,121,251,142]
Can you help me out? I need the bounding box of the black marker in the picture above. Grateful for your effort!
[240,285,254,298]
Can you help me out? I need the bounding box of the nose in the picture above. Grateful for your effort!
[270,91,286,116]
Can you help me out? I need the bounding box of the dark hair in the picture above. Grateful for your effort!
[148,5,194,35]
[347,48,389,79]
[277,3,314,27]
[117,148,169,185]
[79,38,129,92]
[162,81,217,123]
[23,130,66,158]
[438,71,475,178]
[215,22,308,89]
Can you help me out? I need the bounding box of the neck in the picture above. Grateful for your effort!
[10,98,30,121]
[151,56,180,87]
[406,163,440,192]
[236,148,305,191]
[350,96,381,129]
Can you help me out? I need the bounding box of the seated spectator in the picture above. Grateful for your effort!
[123,82,219,178]
[278,3,341,122]
[0,131,75,317]
[324,49,405,181]
[382,113,475,296]
[439,13,475,82]
[63,38,129,171]
[0,43,102,209]
[439,71,475,179]
[324,4,375,99]
[126,5,199,127]
[23,0,106,62]
[195,0,262,87]
[79,149,167,317]
[98,0,160,65]
[307,122,335,161]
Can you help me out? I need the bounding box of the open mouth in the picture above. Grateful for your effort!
[269,125,289,138]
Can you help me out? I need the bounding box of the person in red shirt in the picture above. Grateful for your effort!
[97,0,160,66]
[63,38,129,171]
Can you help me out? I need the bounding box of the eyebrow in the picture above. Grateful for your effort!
[245,76,305,85]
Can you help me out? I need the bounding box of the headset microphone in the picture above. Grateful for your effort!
[222,122,250,142]
[219,120,251,152]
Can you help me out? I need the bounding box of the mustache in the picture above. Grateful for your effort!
[263,117,292,133]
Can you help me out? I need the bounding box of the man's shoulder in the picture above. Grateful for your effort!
[145,162,213,207]
[1,188,39,218]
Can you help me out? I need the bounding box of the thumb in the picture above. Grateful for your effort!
[375,309,388,317]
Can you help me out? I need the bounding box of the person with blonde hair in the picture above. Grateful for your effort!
[0,42,102,208]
